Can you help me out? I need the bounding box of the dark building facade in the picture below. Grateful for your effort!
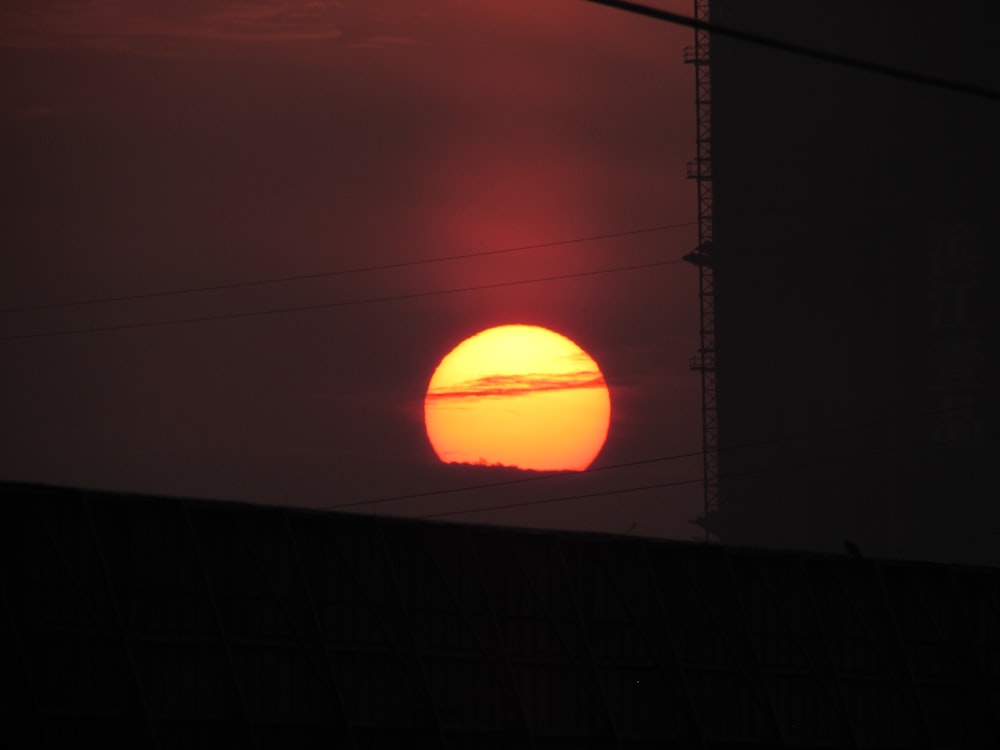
[707,1,999,562]
[2,482,999,748]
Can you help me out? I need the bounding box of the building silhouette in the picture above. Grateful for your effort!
[3,481,999,747]
[705,0,999,562]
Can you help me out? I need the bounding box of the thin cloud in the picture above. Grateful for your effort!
[348,34,425,50]
[427,371,607,401]
[0,105,65,121]
[0,0,347,54]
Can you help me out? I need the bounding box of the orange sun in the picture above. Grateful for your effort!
[424,325,611,471]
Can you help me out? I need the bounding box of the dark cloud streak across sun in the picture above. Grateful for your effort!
[426,371,608,401]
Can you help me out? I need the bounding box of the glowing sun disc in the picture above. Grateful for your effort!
[424,325,611,471]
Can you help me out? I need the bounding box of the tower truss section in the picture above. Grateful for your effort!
[683,0,718,541]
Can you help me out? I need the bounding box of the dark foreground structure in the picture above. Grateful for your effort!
[2,482,999,748]
[705,1,999,562]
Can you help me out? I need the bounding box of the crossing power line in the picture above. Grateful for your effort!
[418,432,984,521]
[0,257,686,342]
[582,0,1000,102]
[325,400,991,512]
[0,222,696,316]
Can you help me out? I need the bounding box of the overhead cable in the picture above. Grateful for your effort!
[0,222,696,315]
[0,258,685,342]
[326,400,992,511]
[583,0,1000,103]
[418,432,983,520]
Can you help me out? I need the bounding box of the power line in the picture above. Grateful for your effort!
[323,452,703,511]
[6,162,983,320]
[0,213,940,343]
[418,432,983,521]
[325,400,991,512]
[0,222,696,315]
[582,0,1000,103]
[421,477,702,520]
[0,258,686,342]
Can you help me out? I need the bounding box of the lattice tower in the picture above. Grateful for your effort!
[683,0,719,541]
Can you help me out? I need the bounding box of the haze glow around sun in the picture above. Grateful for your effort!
[424,325,611,471]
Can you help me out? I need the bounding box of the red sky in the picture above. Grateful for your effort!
[0,0,703,539]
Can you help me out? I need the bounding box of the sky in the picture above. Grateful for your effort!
[0,0,704,539]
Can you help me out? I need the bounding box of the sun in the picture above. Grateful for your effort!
[424,325,611,471]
